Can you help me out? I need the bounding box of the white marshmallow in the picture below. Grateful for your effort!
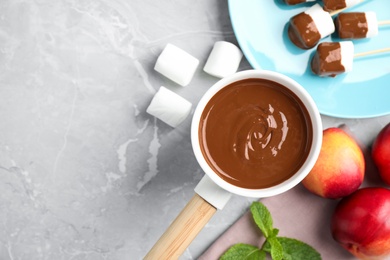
[340,41,354,73]
[305,4,335,38]
[365,11,379,38]
[154,44,199,87]
[345,0,361,8]
[203,41,243,78]
[146,87,192,127]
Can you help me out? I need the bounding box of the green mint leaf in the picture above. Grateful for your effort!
[271,228,279,237]
[268,236,284,260]
[220,243,266,260]
[250,202,273,238]
[277,237,321,260]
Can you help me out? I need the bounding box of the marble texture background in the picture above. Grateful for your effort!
[0,0,389,259]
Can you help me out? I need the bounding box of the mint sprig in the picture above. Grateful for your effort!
[220,202,321,260]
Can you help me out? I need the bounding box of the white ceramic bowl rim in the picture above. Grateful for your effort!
[191,70,323,198]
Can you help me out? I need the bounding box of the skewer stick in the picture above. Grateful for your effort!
[329,0,364,16]
[330,7,348,16]
[378,20,390,26]
[354,47,390,58]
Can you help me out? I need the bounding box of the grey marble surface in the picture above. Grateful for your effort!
[1,1,390,259]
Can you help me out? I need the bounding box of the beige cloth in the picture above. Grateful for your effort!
[199,127,386,260]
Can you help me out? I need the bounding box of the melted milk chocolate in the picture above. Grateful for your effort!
[288,12,321,49]
[336,12,368,39]
[199,79,313,189]
[311,42,344,77]
[322,0,347,11]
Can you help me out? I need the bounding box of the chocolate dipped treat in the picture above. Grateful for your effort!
[322,0,361,12]
[336,12,379,39]
[311,41,354,77]
[288,4,335,49]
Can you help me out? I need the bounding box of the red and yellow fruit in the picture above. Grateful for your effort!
[372,123,390,185]
[331,187,390,259]
[302,127,365,199]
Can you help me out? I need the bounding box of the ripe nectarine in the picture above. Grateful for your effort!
[372,122,390,185]
[302,127,365,199]
[331,187,390,259]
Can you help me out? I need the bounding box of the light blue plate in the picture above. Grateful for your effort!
[228,0,390,118]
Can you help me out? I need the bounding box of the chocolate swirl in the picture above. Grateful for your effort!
[231,104,289,162]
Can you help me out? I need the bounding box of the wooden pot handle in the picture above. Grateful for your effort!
[144,193,217,260]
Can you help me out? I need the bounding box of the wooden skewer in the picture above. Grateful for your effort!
[378,20,390,26]
[354,47,390,58]
[330,7,348,17]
